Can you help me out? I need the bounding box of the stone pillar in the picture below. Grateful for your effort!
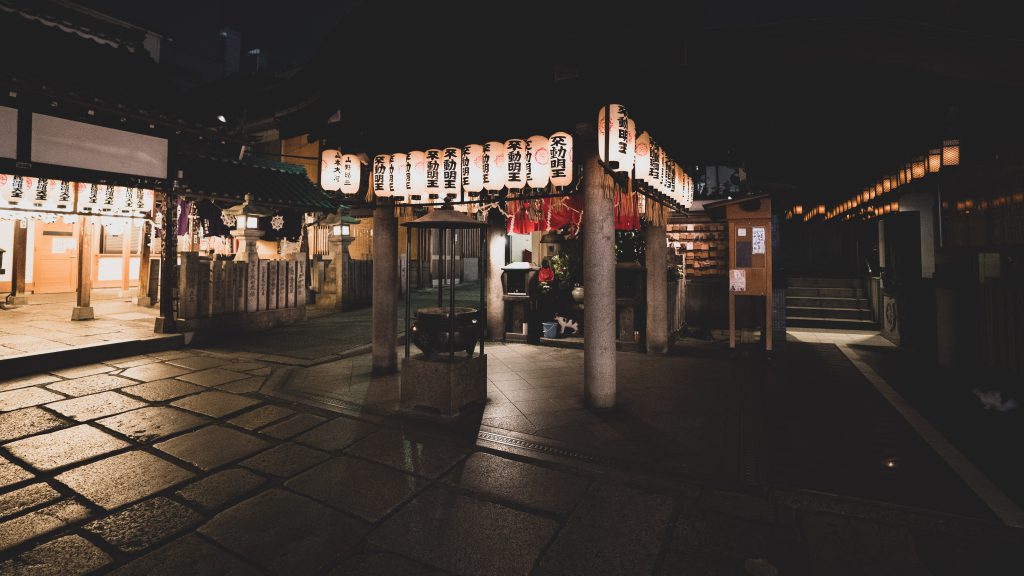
[178,252,199,320]
[645,221,668,354]
[372,205,398,374]
[72,217,94,320]
[581,124,617,409]
[231,228,263,263]
[156,192,177,333]
[135,221,153,306]
[485,214,506,340]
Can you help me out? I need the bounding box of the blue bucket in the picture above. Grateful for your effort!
[542,322,559,338]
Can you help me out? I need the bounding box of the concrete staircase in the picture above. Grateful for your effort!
[786,277,877,330]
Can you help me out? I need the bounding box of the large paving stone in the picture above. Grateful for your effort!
[0,374,61,393]
[239,442,328,477]
[345,428,470,479]
[121,379,204,402]
[176,368,249,387]
[165,355,232,370]
[155,425,269,470]
[228,404,295,430]
[97,406,209,443]
[0,456,33,489]
[657,510,771,576]
[286,455,428,522]
[259,413,326,440]
[176,467,266,511]
[5,424,129,471]
[294,416,378,452]
[369,486,558,576]
[104,355,161,369]
[120,363,191,382]
[55,451,194,510]
[0,387,66,412]
[84,496,204,553]
[45,391,146,422]
[46,374,135,397]
[108,534,254,576]
[327,551,452,576]
[444,452,589,515]
[0,534,111,576]
[0,482,60,519]
[536,482,676,576]
[51,363,115,379]
[200,489,369,575]
[215,376,266,394]
[171,391,260,418]
[0,499,90,551]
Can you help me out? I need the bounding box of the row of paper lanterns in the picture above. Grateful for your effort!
[0,173,154,218]
[321,132,575,201]
[597,104,693,209]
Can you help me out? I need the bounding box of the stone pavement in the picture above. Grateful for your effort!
[0,343,1019,574]
[0,293,160,360]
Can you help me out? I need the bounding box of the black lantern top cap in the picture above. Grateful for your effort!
[223,193,274,218]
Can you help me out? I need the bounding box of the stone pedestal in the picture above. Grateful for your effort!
[401,354,487,418]
[231,228,264,263]
[71,306,94,321]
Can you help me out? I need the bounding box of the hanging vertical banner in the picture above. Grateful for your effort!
[424,149,442,201]
[320,149,342,191]
[504,138,526,191]
[482,141,506,191]
[549,132,573,186]
[339,154,360,195]
[390,152,407,199]
[407,150,427,203]
[526,135,550,188]
[373,154,391,197]
[461,144,483,196]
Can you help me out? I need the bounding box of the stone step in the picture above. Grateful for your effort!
[787,316,879,330]
[786,286,867,299]
[785,305,874,320]
[788,277,864,289]
[785,296,870,309]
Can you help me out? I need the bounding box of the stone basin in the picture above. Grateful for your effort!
[411,306,481,359]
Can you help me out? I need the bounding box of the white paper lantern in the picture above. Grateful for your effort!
[320,149,342,191]
[597,104,633,172]
[647,142,662,192]
[504,139,527,190]
[373,154,392,198]
[389,153,406,199]
[482,141,506,191]
[634,131,651,182]
[442,147,461,199]
[0,174,15,206]
[549,132,573,187]
[407,151,427,203]
[339,154,361,195]
[526,135,550,188]
[424,149,442,201]
[461,144,484,195]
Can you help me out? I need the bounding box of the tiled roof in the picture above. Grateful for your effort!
[176,155,338,212]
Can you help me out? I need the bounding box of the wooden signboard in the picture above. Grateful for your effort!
[711,195,773,351]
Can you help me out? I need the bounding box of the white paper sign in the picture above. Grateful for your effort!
[737,227,747,237]
[752,227,765,254]
[730,269,746,292]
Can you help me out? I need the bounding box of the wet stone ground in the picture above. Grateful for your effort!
[0,346,1022,575]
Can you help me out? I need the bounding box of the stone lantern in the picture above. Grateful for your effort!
[222,194,273,263]
[321,206,360,310]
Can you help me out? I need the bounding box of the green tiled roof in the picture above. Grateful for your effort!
[177,155,338,212]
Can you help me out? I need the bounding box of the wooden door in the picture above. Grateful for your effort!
[33,221,78,293]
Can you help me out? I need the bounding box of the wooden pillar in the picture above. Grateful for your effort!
[120,222,131,293]
[136,221,153,306]
[10,220,27,304]
[72,217,94,320]
[581,123,617,409]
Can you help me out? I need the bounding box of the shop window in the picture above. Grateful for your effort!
[100,225,142,255]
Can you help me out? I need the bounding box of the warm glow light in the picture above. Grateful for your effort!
[424,149,442,201]
[927,149,941,173]
[461,144,484,195]
[598,104,635,173]
[912,156,926,178]
[321,149,342,191]
[504,139,527,190]
[332,224,342,236]
[526,135,550,188]
[342,224,350,236]
[407,151,427,203]
[549,132,573,187]
[482,141,506,191]
[942,139,960,166]
[373,154,391,198]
